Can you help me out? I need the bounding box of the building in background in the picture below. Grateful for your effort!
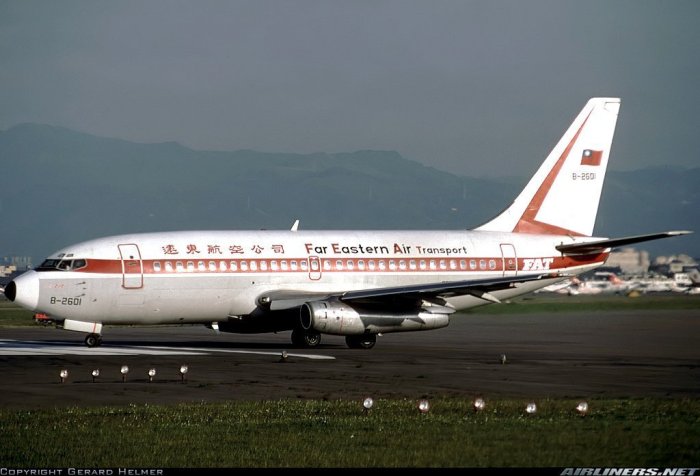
[605,248,650,276]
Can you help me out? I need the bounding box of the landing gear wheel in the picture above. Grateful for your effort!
[85,333,102,348]
[345,334,376,349]
[291,328,322,348]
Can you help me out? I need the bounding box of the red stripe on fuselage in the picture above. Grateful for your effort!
[63,253,608,276]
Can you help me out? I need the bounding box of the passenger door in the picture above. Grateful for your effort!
[118,243,144,289]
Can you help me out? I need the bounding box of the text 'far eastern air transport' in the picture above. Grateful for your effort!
[2,98,691,349]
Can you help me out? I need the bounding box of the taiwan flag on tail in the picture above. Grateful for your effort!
[581,149,603,166]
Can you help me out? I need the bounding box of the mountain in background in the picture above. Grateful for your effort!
[1,123,697,264]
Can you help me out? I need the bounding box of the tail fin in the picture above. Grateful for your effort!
[476,97,621,237]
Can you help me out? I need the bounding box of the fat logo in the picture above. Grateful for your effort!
[522,257,554,271]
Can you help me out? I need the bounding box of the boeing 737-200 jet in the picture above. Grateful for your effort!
[1,98,691,348]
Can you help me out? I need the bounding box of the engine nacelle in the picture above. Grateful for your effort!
[300,299,450,336]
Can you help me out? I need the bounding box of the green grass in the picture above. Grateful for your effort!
[0,300,36,326]
[472,293,700,314]
[0,398,697,467]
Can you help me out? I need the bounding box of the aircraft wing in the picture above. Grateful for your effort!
[555,230,692,254]
[263,273,559,311]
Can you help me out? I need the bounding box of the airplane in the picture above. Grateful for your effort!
[565,271,639,295]
[685,270,700,295]
[1,98,691,349]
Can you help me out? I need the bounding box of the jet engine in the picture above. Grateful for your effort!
[299,298,451,336]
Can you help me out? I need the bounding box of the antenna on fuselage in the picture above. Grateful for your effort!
[291,219,300,232]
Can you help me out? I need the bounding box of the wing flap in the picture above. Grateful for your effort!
[260,274,558,311]
[339,274,552,302]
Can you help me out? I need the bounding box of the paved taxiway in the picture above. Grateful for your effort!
[0,309,698,409]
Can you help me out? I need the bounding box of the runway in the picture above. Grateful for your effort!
[0,308,698,409]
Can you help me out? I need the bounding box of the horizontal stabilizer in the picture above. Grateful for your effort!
[555,230,693,254]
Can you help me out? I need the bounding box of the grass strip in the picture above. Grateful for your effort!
[0,398,698,467]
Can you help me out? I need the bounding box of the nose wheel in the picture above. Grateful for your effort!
[84,333,103,348]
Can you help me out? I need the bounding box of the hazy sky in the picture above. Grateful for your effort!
[1,0,699,178]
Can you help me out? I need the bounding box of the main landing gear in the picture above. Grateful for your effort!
[345,334,376,349]
[290,328,377,349]
[84,333,103,348]
[291,328,321,348]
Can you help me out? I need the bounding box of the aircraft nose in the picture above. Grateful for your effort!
[6,271,40,310]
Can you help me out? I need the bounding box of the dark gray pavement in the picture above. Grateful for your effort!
[0,309,698,409]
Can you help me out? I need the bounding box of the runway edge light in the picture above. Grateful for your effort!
[120,365,129,382]
[180,364,189,383]
[576,401,589,416]
[418,399,430,414]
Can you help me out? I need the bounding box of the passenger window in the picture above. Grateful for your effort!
[281,260,288,271]
[230,261,238,271]
[358,260,365,270]
[439,260,447,270]
[300,260,308,271]
[323,260,331,271]
[460,260,467,270]
[154,262,162,272]
[347,260,354,270]
[429,260,437,270]
[260,261,268,271]
[450,260,457,270]
[419,260,426,270]
[378,260,386,271]
[250,261,258,271]
[335,260,343,270]
[187,261,195,272]
[291,260,298,271]
[399,260,406,270]
[479,259,486,270]
[219,261,227,271]
[240,261,249,271]
[470,259,477,270]
[489,259,497,270]
[198,261,206,271]
[271,260,279,271]
[409,260,417,270]
[176,261,184,272]
[209,261,217,271]
[368,260,376,270]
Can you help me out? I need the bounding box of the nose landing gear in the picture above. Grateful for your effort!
[84,333,103,348]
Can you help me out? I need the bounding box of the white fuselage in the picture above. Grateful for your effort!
[14,229,607,326]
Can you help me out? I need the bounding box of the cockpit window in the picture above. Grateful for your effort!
[37,259,61,270]
[36,259,87,271]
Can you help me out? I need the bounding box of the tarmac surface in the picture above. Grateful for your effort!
[1,308,698,409]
